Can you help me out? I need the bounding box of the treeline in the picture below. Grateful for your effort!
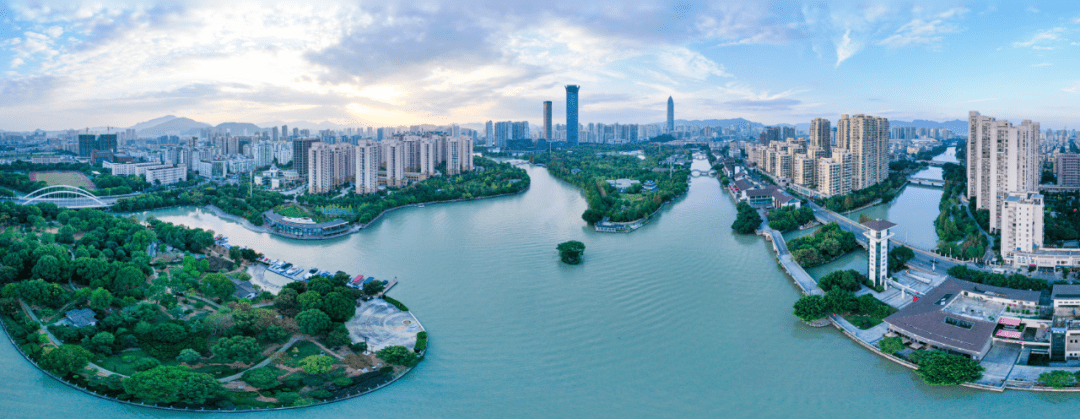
[1045,192,1080,242]
[91,174,149,196]
[731,202,762,234]
[946,265,1048,291]
[788,222,859,268]
[792,290,892,323]
[935,163,985,260]
[298,157,529,225]
[114,183,287,226]
[533,146,690,223]
[766,206,814,232]
[818,172,908,212]
[145,217,215,253]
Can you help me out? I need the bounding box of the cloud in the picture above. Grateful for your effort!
[0,75,67,107]
[1014,28,1064,49]
[835,29,859,67]
[1065,82,1080,94]
[724,98,802,111]
[657,48,732,80]
[877,8,968,48]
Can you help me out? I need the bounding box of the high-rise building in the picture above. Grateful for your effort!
[810,118,831,156]
[566,85,580,146]
[666,96,674,133]
[443,136,474,175]
[272,126,279,142]
[355,140,380,194]
[78,133,118,158]
[293,138,319,181]
[863,220,896,290]
[1000,192,1044,258]
[836,114,889,191]
[781,127,795,141]
[967,111,1040,232]
[485,121,493,147]
[282,125,288,139]
[1057,153,1080,186]
[308,143,355,194]
[381,139,407,188]
[543,101,552,141]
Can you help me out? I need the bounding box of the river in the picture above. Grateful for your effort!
[3,149,1075,418]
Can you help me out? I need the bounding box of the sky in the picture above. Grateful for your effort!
[1,0,1080,131]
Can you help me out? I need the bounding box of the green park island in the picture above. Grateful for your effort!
[0,201,428,410]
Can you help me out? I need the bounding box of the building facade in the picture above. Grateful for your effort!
[967,111,1040,232]
[1057,153,1080,187]
[292,138,320,181]
[566,85,580,146]
[1001,191,1044,262]
[836,114,889,191]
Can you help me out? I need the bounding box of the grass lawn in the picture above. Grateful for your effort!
[273,204,310,219]
[96,349,179,376]
[280,341,329,367]
[29,171,95,189]
[844,305,898,330]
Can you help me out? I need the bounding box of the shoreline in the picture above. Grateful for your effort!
[723,177,1070,393]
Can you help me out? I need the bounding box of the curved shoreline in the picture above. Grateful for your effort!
[0,304,426,412]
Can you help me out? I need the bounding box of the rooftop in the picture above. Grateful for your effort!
[1052,284,1080,300]
[862,219,897,231]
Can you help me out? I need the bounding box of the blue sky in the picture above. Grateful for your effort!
[1,1,1079,131]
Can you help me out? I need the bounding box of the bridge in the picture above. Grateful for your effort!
[690,169,718,177]
[917,160,948,167]
[16,185,116,209]
[908,177,945,187]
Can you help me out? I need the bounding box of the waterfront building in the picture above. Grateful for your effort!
[144,165,188,185]
[566,85,580,146]
[1057,153,1080,186]
[967,111,1040,232]
[263,211,349,238]
[443,135,474,175]
[836,114,889,191]
[863,219,895,290]
[355,140,379,194]
[884,278,1042,361]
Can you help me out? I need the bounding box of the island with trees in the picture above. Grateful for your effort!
[527,145,691,230]
[0,201,426,410]
[557,241,586,265]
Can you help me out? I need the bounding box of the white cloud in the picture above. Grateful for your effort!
[835,29,859,67]
[1026,6,1040,14]
[877,8,967,48]
[1014,28,1064,49]
[657,48,732,80]
[1065,82,1080,94]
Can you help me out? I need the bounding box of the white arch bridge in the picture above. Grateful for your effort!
[17,185,118,209]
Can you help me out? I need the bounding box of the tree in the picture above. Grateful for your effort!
[557,241,586,265]
[56,225,76,244]
[824,289,858,313]
[877,337,904,355]
[362,280,385,296]
[299,355,334,374]
[731,202,763,234]
[111,265,146,298]
[291,289,321,312]
[200,273,236,301]
[325,323,351,349]
[89,288,113,311]
[912,351,984,386]
[377,345,419,367]
[296,309,332,336]
[242,367,282,389]
[1038,370,1076,389]
[40,344,93,377]
[211,336,262,364]
[31,255,64,282]
[176,348,202,364]
[581,208,604,224]
[308,277,333,295]
[274,288,300,317]
[89,331,116,355]
[321,292,355,322]
[122,366,224,405]
[888,246,915,273]
[792,295,829,322]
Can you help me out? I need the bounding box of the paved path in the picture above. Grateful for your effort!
[766,228,823,296]
[217,336,301,382]
[19,300,123,377]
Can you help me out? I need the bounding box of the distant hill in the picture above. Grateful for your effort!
[128,115,178,131]
[138,117,212,137]
[215,122,264,135]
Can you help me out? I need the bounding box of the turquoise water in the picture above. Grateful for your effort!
[3,155,1078,418]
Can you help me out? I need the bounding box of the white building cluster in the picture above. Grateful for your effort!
[306,135,474,195]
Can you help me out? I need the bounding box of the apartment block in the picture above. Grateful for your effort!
[967,111,1040,232]
[1000,192,1044,260]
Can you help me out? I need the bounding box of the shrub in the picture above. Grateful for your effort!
[307,389,332,399]
[332,377,352,386]
[132,357,161,372]
[382,296,408,312]
[242,367,282,389]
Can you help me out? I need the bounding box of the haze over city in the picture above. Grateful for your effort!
[2,0,1080,131]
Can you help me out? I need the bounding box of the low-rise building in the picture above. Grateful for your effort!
[144,165,188,185]
[263,211,350,239]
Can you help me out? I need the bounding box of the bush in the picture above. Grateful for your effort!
[731,202,762,234]
[817,270,867,292]
[877,337,904,354]
[382,296,408,312]
[911,351,984,386]
[1038,370,1076,389]
[242,367,282,389]
[332,377,353,386]
[132,357,161,372]
[307,389,332,399]
[414,333,428,352]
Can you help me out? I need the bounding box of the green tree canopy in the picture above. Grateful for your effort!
[200,273,236,301]
[792,295,829,322]
[1038,370,1077,389]
[176,348,202,364]
[40,344,93,377]
[557,240,586,265]
[211,336,262,364]
[912,351,984,386]
[299,355,334,375]
[376,345,420,367]
[242,367,282,388]
[89,288,113,311]
[296,309,332,336]
[122,366,225,405]
[877,337,905,355]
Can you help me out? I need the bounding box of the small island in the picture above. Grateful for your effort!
[557,241,586,265]
[528,145,691,233]
[0,202,426,410]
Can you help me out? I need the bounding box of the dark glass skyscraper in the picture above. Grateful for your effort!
[543,101,552,141]
[667,96,674,132]
[565,85,579,146]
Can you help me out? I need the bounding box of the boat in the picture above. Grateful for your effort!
[417,204,425,208]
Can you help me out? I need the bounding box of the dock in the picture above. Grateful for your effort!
[376,279,398,298]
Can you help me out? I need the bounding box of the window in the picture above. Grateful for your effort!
[944,317,974,329]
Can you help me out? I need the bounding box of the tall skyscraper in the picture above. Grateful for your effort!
[543,101,552,141]
[566,85,580,146]
[967,111,1040,232]
[485,120,493,147]
[282,125,288,139]
[666,96,674,133]
[293,138,319,181]
[355,140,380,195]
[1057,153,1080,186]
[810,118,831,155]
[836,114,889,191]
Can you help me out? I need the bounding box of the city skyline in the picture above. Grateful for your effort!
[2,1,1080,131]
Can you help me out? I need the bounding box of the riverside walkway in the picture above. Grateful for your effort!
[765,228,823,296]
